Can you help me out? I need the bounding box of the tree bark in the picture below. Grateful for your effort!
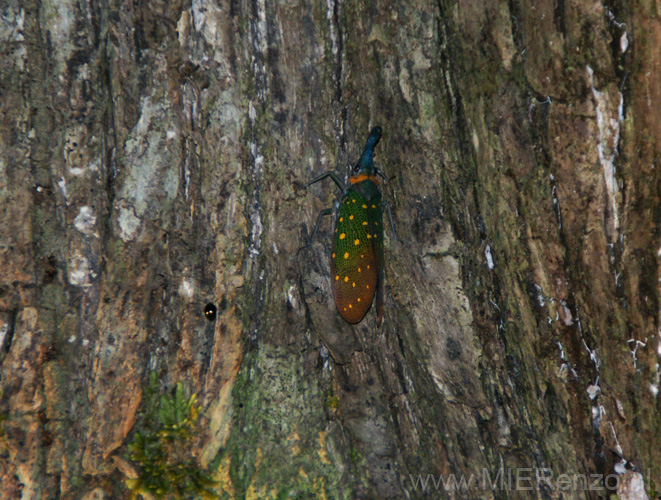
[0,0,659,499]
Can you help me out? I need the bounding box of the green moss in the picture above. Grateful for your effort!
[219,346,351,500]
[647,477,660,499]
[349,447,363,466]
[126,373,217,499]
[325,395,340,410]
[0,411,7,439]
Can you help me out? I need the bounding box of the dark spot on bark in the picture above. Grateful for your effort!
[43,255,58,284]
[2,309,18,354]
[476,214,487,239]
[636,250,658,317]
[506,354,520,379]
[229,0,239,18]
[44,344,59,362]
[42,430,54,447]
[554,0,566,33]
[301,15,316,39]
[177,61,199,79]
[526,280,541,307]
[395,330,406,358]
[271,73,286,104]
[274,110,288,124]
[33,185,53,205]
[544,384,567,430]
[446,336,462,360]
[67,50,90,76]
[133,22,147,64]
[267,45,280,68]
[300,62,314,84]
[341,380,357,392]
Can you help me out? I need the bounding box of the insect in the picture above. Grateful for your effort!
[301,126,396,326]
[203,303,217,322]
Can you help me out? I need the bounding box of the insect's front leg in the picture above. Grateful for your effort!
[303,171,345,192]
[382,201,401,243]
[297,207,333,254]
[375,167,396,183]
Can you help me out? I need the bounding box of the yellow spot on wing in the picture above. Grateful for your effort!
[339,217,343,222]
[352,199,356,203]
[349,304,353,308]
[340,233,346,240]
[362,221,368,226]
[372,204,376,208]
[335,275,339,280]
[362,204,367,209]
[344,252,349,259]
[367,234,372,239]
[358,268,362,272]
[354,239,360,245]
[357,298,361,302]
[332,253,335,258]
[344,276,349,282]
[349,215,354,220]
[352,282,356,287]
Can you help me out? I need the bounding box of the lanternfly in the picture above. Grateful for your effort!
[301,126,396,326]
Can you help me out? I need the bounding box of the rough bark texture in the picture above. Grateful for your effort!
[0,0,659,499]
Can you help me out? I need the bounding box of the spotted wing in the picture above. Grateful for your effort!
[330,190,377,323]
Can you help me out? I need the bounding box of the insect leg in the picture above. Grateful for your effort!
[298,208,333,254]
[382,201,401,242]
[303,171,344,191]
[375,168,396,183]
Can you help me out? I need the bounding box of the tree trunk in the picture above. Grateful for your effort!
[0,0,659,499]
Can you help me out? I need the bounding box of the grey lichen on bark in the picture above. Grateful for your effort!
[0,0,659,499]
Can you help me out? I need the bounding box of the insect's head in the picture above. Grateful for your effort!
[354,126,382,175]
